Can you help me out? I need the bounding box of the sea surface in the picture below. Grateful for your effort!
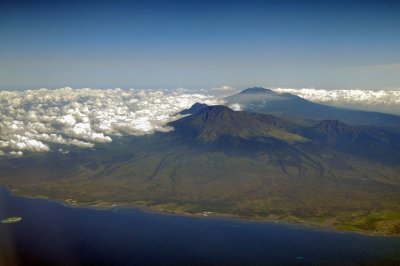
[0,187,399,265]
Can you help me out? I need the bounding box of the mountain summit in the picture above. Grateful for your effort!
[179,102,209,115]
[309,119,358,146]
[226,87,400,127]
[314,119,356,136]
[239,87,274,94]
[171,104,304,142]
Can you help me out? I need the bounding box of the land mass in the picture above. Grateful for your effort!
[1,89,400,235]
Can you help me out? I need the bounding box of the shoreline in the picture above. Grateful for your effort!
[3,186,399,238]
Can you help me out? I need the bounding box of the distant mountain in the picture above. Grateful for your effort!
[226,87,400,127]
[239,87,275,94]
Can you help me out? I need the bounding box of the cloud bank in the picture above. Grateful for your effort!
[0,87,222,156]
[272,88,400,114]
[1,86,398,156]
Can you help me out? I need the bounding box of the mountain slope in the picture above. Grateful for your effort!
[171,105,305,143]
[226,87,400,127]
[173,103,400,164]
[0,104,400,235]
[302,119,400,164]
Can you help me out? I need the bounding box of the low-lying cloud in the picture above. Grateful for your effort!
[2,86,398,156]
[0,87,222,156]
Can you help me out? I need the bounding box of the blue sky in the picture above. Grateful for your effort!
[0,0,399,90]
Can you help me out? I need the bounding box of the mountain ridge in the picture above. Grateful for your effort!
[1,102,400,235]
[171,104,305,143]
[226,87,400,127]
[173,103,400,164]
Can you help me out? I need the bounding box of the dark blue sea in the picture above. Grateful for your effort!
[0,187,399,265]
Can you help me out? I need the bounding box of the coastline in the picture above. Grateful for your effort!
[3,186,399,238]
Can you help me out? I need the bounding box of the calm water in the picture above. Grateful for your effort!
[0,187,399,266]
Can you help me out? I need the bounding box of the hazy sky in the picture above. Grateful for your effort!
[1,0,399,90]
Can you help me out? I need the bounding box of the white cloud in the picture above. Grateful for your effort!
[8,136,50,152]
[212,85,234,91]
[229,103,242,111]
[10,151,23,157]
[0,87,223,155]
[199,85,239,97]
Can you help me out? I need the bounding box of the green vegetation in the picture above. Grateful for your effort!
[333,211,400,234]
[1,216,22,224]
[0,136,399,235]
[0,105,399,235]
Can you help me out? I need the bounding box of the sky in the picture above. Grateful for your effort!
[0,0,399,90]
